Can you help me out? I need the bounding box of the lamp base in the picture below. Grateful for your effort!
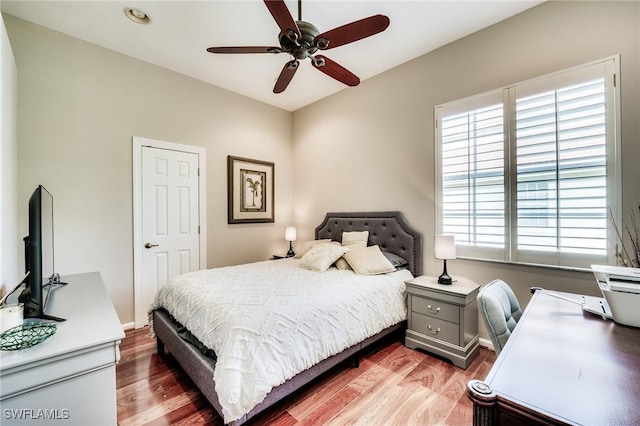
[438,272,452,285]
[438,259,453,285]
[286,242,295,258]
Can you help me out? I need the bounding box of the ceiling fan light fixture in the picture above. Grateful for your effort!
[124,7,151,25]
[315,38,329,50]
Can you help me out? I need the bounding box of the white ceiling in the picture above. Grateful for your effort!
[1,1,543,111]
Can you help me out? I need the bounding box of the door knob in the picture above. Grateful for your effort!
[144,242,159,249]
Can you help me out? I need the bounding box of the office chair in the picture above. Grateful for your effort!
[478,279,523,355]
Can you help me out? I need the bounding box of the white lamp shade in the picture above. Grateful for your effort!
[434,235,456,260]
[285,226,297,242]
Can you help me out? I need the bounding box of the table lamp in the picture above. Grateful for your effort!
[285,226,297,257]
[435,235,456,285]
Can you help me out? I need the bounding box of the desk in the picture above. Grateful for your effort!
[0,272,124,425]
[467,289,640,425]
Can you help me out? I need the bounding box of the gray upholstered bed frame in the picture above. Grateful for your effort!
[152,211,423,425]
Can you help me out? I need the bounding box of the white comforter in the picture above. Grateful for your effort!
[149,258,412,423]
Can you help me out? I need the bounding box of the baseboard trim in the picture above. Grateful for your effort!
[122,321,135,331]
[479,337,495,352]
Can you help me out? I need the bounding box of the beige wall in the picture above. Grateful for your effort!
[292,0,640,328]
[4,2,639,340]
[1,15,19,297]
[4,14,293,324]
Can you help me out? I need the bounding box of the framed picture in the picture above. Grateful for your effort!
[227,155,274,224]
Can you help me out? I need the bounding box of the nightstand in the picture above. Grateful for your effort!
[405,275,480,369]
[271,255,286,260]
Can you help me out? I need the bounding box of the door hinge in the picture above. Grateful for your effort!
[613,73,616,87]
[198,225,200,234]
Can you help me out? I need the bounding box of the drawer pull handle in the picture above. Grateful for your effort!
[427,305,440,314]
[427,325,441,335]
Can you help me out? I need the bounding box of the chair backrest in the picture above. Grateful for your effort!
[478,279,523,355]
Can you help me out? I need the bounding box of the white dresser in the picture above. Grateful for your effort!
[0,272,124,425]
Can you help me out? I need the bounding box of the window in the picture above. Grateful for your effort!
[435,57,620,269]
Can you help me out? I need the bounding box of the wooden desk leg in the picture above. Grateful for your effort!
[467,380,497,426]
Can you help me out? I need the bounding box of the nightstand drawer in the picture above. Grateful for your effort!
[410,312,459,345]
[412,296,459,324]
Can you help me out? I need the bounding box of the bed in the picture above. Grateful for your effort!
[150,211,423,425]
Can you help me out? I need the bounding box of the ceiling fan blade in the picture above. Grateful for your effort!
[207,46,282,54]
[314,15,390,50]
[273,60,299,93]
[311,55,360,87]
[264,0,301,42]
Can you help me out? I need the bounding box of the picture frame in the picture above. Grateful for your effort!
[227,155,274,224]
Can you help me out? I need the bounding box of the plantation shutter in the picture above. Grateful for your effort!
[436,90,507,261]
[513,61,613,266]
[436,57,618,269]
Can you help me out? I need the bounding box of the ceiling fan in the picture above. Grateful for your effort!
[207,0,390,93]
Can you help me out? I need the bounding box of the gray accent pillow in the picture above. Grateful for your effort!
[382,251,409,269]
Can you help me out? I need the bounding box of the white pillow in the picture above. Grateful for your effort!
[299,243,350,272]
[343,245,396,276]
[336,231,369,270]
[341,231,369,247]
[294,239,332,259]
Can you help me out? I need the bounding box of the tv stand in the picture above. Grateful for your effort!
[41,277,68,321]
[0,272,124,425]
[33,313,66,322]
[18,286,66,322]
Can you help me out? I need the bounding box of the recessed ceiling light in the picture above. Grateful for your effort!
[124,7,151,25]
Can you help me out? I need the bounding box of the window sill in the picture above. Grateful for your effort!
[457,256,594,274]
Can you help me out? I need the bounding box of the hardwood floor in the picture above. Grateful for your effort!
[116,327,495,425]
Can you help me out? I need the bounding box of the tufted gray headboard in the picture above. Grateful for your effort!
[315,211,423,276]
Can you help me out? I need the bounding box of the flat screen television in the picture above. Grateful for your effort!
[18,185,66,321]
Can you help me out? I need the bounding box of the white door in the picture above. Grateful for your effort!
[140,146,200,325]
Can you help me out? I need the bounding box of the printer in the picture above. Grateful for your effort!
[591,264,640,328]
